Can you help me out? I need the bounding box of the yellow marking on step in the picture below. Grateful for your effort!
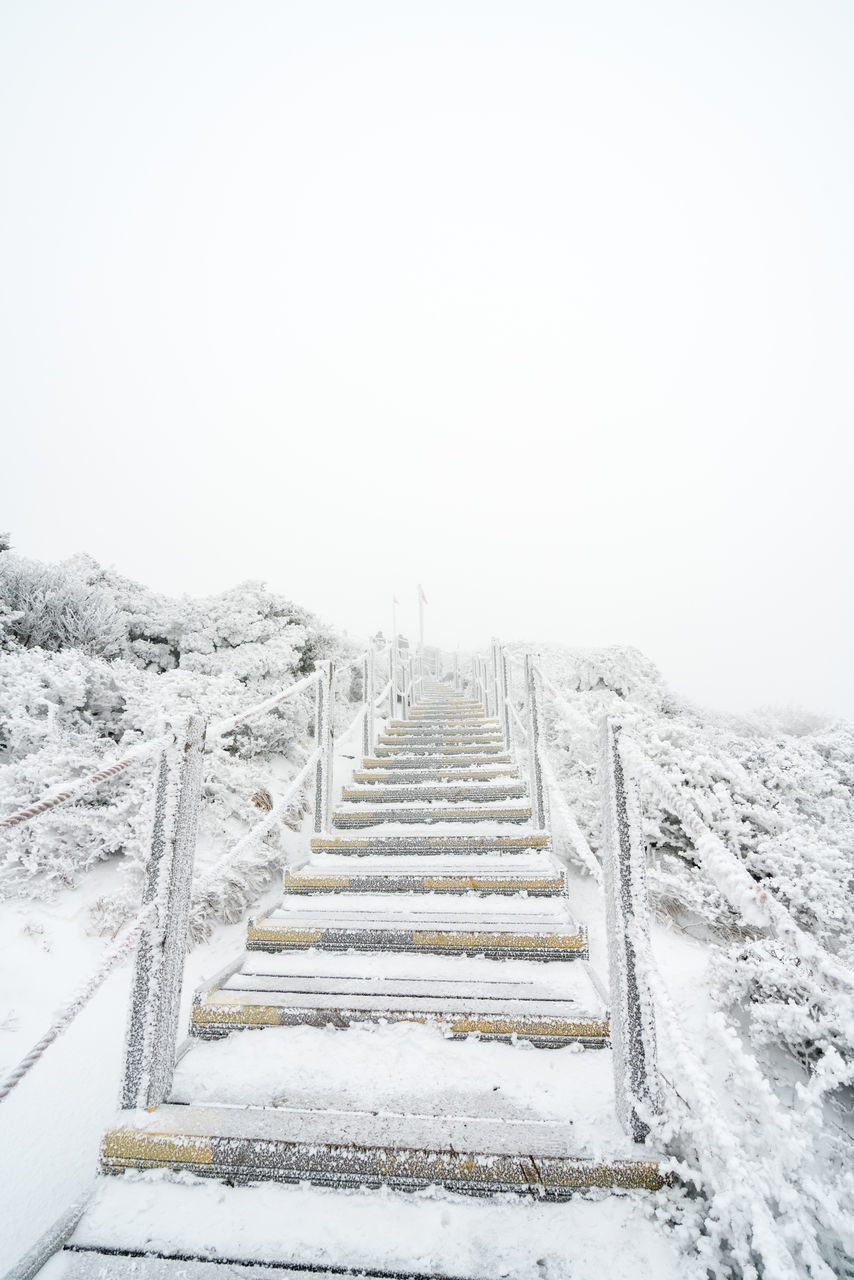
[191,1000,607,1040]
[422,876,560,891]
[102,1130,213,1167]
[335,807,530,821]
[411,930,587,950]
[284,871,350,889]
[444,1014,609,1038]
[192,1001,282,1028]
[310,832,549,850]
[247,924,322,946]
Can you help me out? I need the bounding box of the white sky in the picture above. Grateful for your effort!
[2,1,852,717]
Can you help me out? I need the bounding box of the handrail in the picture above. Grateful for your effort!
[620,735,854,994]
[538,747,601,883]
[0,644,379,1113]
[0,902,154,1103]
[0,737,171,831]
[206,666,325,741]
[192,747,321,903]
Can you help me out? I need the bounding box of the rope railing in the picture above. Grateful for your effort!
[206,666,326,741]
[538,747,602,884]
[0,902,155,1104]
[0,643,388,1113]
[191,747,321,903]
[0,737,171,831]
[620,735,854,995]
[0,651,370,832]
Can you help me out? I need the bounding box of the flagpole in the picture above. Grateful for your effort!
[418,585,424,651]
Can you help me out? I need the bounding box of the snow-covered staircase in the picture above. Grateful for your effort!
[47,680,662,1276]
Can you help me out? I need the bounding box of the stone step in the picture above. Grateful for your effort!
[381,727,503,739]
[247,906,587,960]
[58,1172,679,1280]
[46,1253,464,1279]
[391,714,495,724]
[100,1105,660,1196]
[190,965,607,1044]
[310,832,550,855]
[331,804,532,828]
[360,753,513,769]
[352,766,520,783]
[375,743,509,757]
[341,783,526,803]
[283,854,563,895]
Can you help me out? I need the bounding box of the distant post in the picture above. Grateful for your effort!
[600,716,662,1142]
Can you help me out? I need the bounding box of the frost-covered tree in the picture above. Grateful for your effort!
[521,642,854,1275]
[0,550,354,911]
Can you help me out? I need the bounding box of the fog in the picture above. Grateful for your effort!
[2,1,852,716]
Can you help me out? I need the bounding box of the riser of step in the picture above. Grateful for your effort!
[390,714,496,723]
[310,834,550,854]
[351,768,520,783]
[341,785,526,803]
[360,754,512,769]
[375,744,510,757]
[381,732,501,742]
[283,870,564,894]
[397,719,493,728]
[404,701,483,711]
[190,1000,609,1046]
[331,807,532,828]
[246,924,588,960]
[55,1251,476,1280]
[101,1115,660,1196]
[379,734,504,745]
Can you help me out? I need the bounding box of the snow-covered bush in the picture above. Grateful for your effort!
[0,553,126,658]
[0,549,354,918]
[518,643,854,1276]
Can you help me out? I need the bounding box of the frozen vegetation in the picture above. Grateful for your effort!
[524,643,854,1278]
[0,545,356,935]
[1,546,853,1277]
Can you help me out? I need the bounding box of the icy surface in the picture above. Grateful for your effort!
[169,1020,625,1152]
[57,1175,696,1280]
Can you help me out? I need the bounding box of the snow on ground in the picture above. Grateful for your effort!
[170,1021,628,1155]
[44,1174,699,1280]
[0,860,282,1274]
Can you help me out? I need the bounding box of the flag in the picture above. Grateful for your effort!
[418,584,428,605]
[393,594,399,604]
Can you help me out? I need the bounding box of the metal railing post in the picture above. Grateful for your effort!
[314,662,333,833]
[122,713,206,1110]
[362,648,375,758]
[497,645,511,751]
[490,641,501,721]
[524,654,547,830]
[600,715,662,1143]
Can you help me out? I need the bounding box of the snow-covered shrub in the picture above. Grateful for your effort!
[0,553,126,658]
[519,642,854,1276]
[0,549,353,915]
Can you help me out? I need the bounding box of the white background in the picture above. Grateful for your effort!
[2,1,852,715]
